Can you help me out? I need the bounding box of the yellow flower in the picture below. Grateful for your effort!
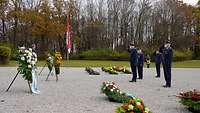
[54,52,62,65]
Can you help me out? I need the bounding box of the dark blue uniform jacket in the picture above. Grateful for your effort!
[155,53,162,64]
[163,47,173,66]
[138,53,144,66]
[129,48,138,66]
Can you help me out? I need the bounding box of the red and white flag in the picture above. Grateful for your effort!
[66,15,71,53]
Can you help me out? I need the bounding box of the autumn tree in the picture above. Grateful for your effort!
[0,0,8,41]
[192,0,200,58]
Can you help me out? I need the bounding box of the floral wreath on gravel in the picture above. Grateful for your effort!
[116,99,152,113]
[177,89,200,113]
[101,81,128,102]
[102,66,131,75]
[113,65,132,74]
[85,67,100,75]
[102,67,118,75]
[17,46,40,94]
[101,81,152,113]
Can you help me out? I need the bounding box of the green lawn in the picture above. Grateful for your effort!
[0,60,200,68]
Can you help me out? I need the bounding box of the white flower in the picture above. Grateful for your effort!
[136,102,141,106]
[25,50,29,53]
[145,108,150,112]
[110,89,114,92]
[35,58,38,62]
[20,46,25,50]
[28,48,32,52]
[28,52,32,56]
[105,84,109,87]
[113,85,117,88]
[21,57,25,61]
[27,59,31,63]
[31,61,35,65]
[128,105,134,110]
[120,91,122,94]
[33,52,37,58]
[28,65,32,68]
[27,55,31,58]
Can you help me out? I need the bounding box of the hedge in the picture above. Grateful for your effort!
[173,50,193,61]
[78,49,193,62]
[79,49,130,61]
[0,46,11,64]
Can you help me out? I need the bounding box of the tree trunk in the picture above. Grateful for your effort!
[13,16,18,48]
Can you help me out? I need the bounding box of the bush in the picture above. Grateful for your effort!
[37,54,47,61]
[173,50,193,61]
[0,46,11,64]
[193,44,200,60]
[143,49,155,61]
[79,49,130,60]
[143,49,194,62]
[10,49,18,60]
[74,49,194,62]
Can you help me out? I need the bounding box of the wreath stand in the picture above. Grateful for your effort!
[45,66,58,82]
[38,63,47,76]
[6,71,32,93]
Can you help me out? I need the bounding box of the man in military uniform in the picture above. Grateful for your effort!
[162,41,173,88]
[137,49,144,79]
[128,43,138,82]
[155,50,162,78]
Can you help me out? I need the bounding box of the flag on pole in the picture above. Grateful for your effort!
[66,15,71,53]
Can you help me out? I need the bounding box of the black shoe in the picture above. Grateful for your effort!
[129,80,136,82]
[155,76,160,78]
[162,85,170,88]
[167,84,171,88]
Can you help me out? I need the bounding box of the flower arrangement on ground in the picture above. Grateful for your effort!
[177,89,200,113]
[113,65,132,74]
[17,46,39,94]
[101,81,133,103]
[102,67,118,75]
[116,99,152,113]
[85,67,100,75]
[102,66,131,75]
[101,81,152,113]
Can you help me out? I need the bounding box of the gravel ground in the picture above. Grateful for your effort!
[0,67,200,113]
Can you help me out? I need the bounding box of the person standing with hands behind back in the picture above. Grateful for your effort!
[162,41,173,88]
[137,49,144,79]
[155,50,162,78]
[128,42,138,82]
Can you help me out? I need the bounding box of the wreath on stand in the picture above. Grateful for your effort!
[45,52,62,81]
[54,52,62,75]
[17,47,39,94]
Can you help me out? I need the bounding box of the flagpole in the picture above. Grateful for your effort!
[65,15,71,61]
[67,50,69,61]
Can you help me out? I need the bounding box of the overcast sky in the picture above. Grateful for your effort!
[183,0,198,5]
